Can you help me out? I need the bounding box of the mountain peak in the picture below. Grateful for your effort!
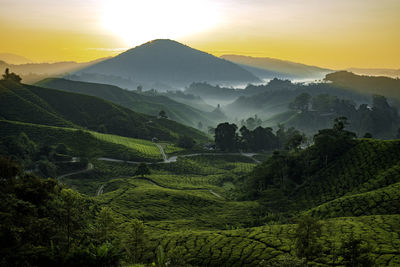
[75,39,260,89]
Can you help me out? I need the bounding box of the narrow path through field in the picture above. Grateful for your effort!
[57,163,94,181]
[155,143,168,162]
[96,184,105,196]
[98,151,260,164]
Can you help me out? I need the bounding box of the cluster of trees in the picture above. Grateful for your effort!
[1,68,22,83]
[214,122,306,152]
[244,117,356,198]
[289,92,400,138]
[0,132,79,177]
[238,115,263,130]
[292,216,374,266]
[0,157,148,266]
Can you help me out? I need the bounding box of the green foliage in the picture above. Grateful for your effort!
[294,216,322,260]
[36,78,217,129]
[135,163,151,177]
[177,135,195,149]
[215,122,238,151]
[340,233,374,267]
[289,92,311,112]
[121,219,146,264]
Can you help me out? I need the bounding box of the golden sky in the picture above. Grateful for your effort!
[0,0,399,69]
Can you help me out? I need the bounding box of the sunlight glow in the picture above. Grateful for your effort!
[101,0,221,46]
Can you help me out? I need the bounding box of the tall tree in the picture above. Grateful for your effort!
[214,122,238,152]
[289,93,311,112]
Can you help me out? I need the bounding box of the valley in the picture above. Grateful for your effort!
[1,39,400,266]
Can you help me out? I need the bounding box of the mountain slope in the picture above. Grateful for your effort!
[325,71,400,100]
[36,78,220,127]
[73,39,260,89]
[221,54,331,79]
[0,80,209,142]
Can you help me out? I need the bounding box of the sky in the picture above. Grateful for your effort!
[0,0,399,69]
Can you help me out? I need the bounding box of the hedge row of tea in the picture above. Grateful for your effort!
[290,139,400,211]
[144,215,400,266]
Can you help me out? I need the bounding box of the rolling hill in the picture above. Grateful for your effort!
[36,78,223,127]
[325,71,400,100]
[0,80,209,142]
[221,54,332,79]
[72,39,260,89]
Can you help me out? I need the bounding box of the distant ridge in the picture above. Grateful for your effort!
[0,53,33,64]
[73,39,260,89]
[221,54,331,79]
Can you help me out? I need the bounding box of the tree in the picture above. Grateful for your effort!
[197,121,203,130]
[289,93,311,112]
[55,143,68,155]
[0,157,21,180]
[285,132,306,151]
[135,163,150,177]
[295,216,322,261]
[314,117,356,169]
[178,135,195,149]
[363,133,372,138]
[214,122,238,152]
[121,219,146,263]
[1,68,22,83]
[159,110,168,119]
[340,233,374,267]
[95,207,119,244]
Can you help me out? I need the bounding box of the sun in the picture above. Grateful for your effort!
[101,0,221,46]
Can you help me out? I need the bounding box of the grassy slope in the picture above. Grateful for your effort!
[0,80,209,142]
[21,134,400,266]
[0,120,177,161]
[0,80,74,127]
[146,215,400,266]
[290,139,400,211]
[36,78,216,127]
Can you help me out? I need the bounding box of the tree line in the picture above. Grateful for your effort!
[214,122,306,152]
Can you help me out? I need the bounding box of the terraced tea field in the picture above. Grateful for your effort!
[143,215,400,266]
[90,132,164,160]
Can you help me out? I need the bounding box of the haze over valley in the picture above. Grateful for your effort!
[1,0,400,266]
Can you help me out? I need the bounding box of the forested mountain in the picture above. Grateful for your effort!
[263,93,400,138]
[325,71,400,100]
[36,78,222,128]
[72,39,260,89]
[0,79,208,142]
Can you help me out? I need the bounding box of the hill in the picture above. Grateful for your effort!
[72,39,260,89]
[36,78,222,128]
[0,80,209,142]
[347,68,400,79]
[223,80,370,119]
[0,120,161,161]
[325,71,400,100]
[0,58,108,84]
[221,54,331,79]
